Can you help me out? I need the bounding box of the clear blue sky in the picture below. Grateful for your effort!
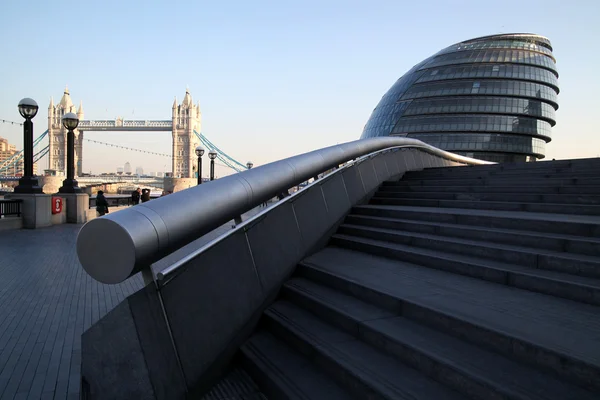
[0,0,598,176]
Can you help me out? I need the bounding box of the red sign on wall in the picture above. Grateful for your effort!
[52,197,63,214]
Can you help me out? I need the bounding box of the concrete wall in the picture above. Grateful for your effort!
[163,177,197,193]
[81,149,467,399]
[85,205,131,222]
[0,217,22,231]
[40,176,62,195]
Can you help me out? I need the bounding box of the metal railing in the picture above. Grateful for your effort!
[89,194,162,209]
[0,199,22,218]
[77,137,492,284]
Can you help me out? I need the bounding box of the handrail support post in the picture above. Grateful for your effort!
[232,215,243,229]
[141,267,155,286]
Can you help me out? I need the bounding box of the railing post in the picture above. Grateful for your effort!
[141,267,154,286]
[232,214,243,229]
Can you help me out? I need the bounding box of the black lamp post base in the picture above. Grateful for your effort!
[14,176,43,194]
[58,179,81,193]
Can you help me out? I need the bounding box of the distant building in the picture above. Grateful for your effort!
[0,136,38,176]
[117,167,124,175]
[48,87,84,175]
[124,162,132,175]
[148,172,155,177]
[361,33,558,163]
[135,166,144,176]
[156,172,164,178]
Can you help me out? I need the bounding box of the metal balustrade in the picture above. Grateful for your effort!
[77,137,492,285]
[0,199,22,217]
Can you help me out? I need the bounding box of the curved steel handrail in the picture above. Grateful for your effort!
[76,137,491,284]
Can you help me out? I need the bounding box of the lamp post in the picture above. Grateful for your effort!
[246,161,253,169]
[208,150,217,181]
[195,146,205,185]
[58,112,81,193]
[14,98,43,193]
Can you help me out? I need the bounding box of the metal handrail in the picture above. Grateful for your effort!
[155,146,408,285]
[76,137,491,284]
[0,199,23,218]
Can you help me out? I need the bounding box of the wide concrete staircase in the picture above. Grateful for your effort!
[235,158,600,399]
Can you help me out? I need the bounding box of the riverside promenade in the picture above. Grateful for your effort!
[0,205,268,400]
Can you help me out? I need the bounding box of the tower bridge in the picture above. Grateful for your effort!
[48,87,204,179]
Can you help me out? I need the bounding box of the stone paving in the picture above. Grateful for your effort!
[0,204,269,400]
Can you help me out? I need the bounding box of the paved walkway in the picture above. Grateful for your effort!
[0,204,269,400]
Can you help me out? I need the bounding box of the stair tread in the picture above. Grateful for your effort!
[346,214,600,245]
[242,331,352,399]
[339,223,600,267]
[266,300,467,400]
[372,197,600,209]
[356,204,600,224]
[381,185,600,194]
[374,191,600,200]
[284,277,598,400]
[302,247,600,368]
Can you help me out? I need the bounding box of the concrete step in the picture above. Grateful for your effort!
[240,331,352,399]
[369,197,600,216]
[406,166,600,179]
[423,158,600,173]
[262,300,467,399]
[282,277,598,400]
[353,205,600,237]
[344,214,600,257]
[379,184,600,194]
[298,247,600,392]
[386,177,600,187]
[332,228,600,305]
[338,223,600,279]
[373,191,600,205]
[404,169,600,181]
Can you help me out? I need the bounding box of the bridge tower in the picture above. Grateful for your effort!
[48,87,84,176]
[172,89,201,178]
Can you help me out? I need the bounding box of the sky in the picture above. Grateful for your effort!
[0,0,599,178]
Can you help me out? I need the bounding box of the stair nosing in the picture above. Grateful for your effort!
[338,223,600,265]
[355,204,600,224]
[265,301,466,400]
[345,213,600,244]
[332,232,600,289]
[283,278,598,400]
[298,255,600,373]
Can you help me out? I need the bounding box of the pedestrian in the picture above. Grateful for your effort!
[131,187,141,205]
[141,189,151,203]
[96,190,109,216]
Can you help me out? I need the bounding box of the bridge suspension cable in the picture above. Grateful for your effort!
[83,138,172,157]
[1,117,249,174]
[0,130,48,174]
[84,138,244,172]
[194,130,248,171]
[0,119,23,126]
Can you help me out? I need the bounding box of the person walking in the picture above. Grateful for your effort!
[141,189,151,203]
[96,190,109,216]
[131,188,141,205]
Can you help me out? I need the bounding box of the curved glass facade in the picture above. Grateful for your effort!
[361,33,559,162]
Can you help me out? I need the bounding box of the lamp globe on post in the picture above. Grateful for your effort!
[208,150,217,181]
[195,145,205,185]
[14,98,43,193]
[58,112,81,193]
[246,161,253,169]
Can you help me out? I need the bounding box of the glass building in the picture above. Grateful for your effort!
[361,33,559,162]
